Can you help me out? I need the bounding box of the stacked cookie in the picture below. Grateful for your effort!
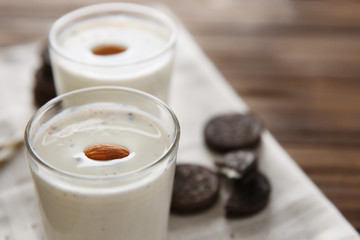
[33,44,56,108]
[171,113,270,217]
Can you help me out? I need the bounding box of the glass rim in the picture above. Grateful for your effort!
[49,2,177,68]
[24,86,180,181]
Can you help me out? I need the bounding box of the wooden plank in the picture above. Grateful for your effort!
[285,145,360,231]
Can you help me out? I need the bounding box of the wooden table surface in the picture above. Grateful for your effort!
[1,0,359,233]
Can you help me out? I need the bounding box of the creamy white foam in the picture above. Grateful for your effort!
[57,16,168,65]
[33,103,170,176]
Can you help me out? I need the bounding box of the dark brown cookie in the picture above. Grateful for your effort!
[41,44,51,68]
[215,150,257,182]
[171,164,220,214]
[204,113,263,153]
[33,66,56,108]
[225,172,270,218]
[33,43,57,108]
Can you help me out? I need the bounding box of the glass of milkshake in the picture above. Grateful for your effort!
[25,87,180,240]
[49,3,177,103]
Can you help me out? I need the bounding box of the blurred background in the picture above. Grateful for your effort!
[0,0,359,232]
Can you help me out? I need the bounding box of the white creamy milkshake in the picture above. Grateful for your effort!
[25,87,180,240]
[49,3,177,102]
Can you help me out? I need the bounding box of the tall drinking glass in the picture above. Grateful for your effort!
[49,3,177,103]
[25,87,180,240]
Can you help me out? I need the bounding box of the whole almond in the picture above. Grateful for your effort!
[91,44,127,55]
[84,144,130,161]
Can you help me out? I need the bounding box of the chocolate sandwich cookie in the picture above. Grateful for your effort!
[225,172,271,218]
[204,113,263,153]
[171,164,220,214]
[41,44,51,68]
[33,66,56,108]
[215,150,257,182]
[34,44,56,108]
